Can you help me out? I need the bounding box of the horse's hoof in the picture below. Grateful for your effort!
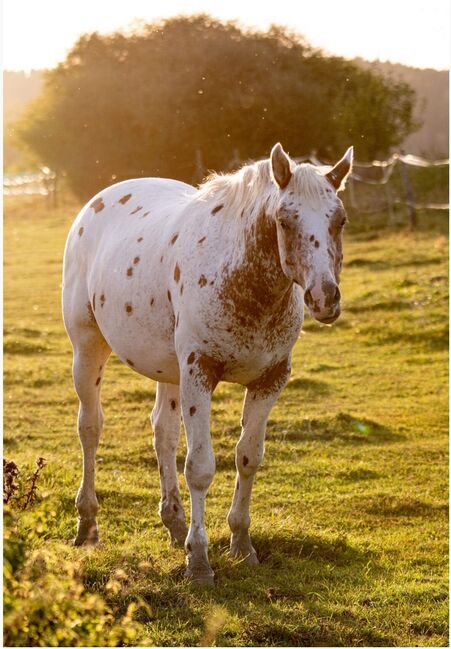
[74,519,99,546]
[169,521,188,547]
[230,536,260,565]
[184,567,215,587]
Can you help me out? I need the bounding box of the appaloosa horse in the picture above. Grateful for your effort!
[62,143,353,584]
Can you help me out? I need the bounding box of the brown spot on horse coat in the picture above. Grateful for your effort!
[78,227,84,237]
[198,236,206,244]
[195,354,225,392]
[126,358,134,366]
[95,376,101,386]
[187,542,192,551]
[137,237,143,242]
[90,198,105,213]
[92,293,96,311]
[170,234,179,245]
[174,263,181,283]
[170,399,177,410]
[218,209,289,334]
[173,504,178,512]
[198,275,208,287]
[314,240,320,248]
[125,303,133,314]
[130,206,142,214]
[133,256,140,265]
[119,194,131,204]
[100,294,106,307]
[211,204,224,215]
[243,455,249,466]
[150,297,155,306]
[127,267,133,277]
[247,357,291,397]
[86,302,95,323]
[187,352,196,364]
[167,290,172,303]
[180,284,184,295]
[189,406,197,416]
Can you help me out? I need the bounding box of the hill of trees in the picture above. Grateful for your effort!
[5,16,445,196]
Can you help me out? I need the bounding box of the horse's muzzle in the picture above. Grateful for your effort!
[304,282,341,324]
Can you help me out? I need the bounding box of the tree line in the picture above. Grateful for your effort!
[16,14,417,198]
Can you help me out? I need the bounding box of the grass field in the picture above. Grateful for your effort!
[3,195,449,646]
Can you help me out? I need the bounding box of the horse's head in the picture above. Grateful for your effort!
[270,143,353,324]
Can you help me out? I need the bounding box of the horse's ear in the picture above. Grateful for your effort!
[326,146,354,191]
[270,143,292,189]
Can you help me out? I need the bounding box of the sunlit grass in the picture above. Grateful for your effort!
[3,195,449,646]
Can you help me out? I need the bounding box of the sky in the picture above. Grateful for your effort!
[3,0,450,72]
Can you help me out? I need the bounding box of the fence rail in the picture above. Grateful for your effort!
[4,151,449,226]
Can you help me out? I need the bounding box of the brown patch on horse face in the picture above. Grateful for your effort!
[119,194,131,204]
[189,406,197,416]
[95,376,101,386]
[90,198,105,213]
[167,290,172,303]
[170,399,177,410]
[125,303,133,314]
[174,263,181,283]
[100,294,106,307]
[127,267,133,277]
[170,234,179,245]
[198,236,206,244]
[126,358,134,366]
[247,357,291,397]
[133,256,140,265]
[78,227,84,236]
[130,206,142,214]
[198,275,207,287]
[211,204,224,215]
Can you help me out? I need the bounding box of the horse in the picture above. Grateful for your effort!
[62,143,353,585]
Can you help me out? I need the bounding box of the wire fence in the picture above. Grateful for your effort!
[4,151,449,226]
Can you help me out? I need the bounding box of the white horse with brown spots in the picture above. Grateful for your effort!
[62,143,353,585]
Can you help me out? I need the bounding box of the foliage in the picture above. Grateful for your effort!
[15,15,417,197]
[3,194,448,645]
[4,507,144,647]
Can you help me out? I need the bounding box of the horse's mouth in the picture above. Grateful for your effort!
[317,310,340,325]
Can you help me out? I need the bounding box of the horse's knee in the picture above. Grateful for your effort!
[185,451,215,491]
[236,439,264,478]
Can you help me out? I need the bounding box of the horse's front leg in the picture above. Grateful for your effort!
[179,351,219,585]
[228,357,291,564]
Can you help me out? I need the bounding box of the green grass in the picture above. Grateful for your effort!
[3,195,449,646]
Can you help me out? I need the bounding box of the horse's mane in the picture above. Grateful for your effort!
[194,158,331,216]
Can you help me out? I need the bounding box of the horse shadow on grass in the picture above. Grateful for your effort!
[204,530,393,646]
[268,412,403,445]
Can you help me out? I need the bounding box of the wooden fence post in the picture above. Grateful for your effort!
[192,148,204,185]
[399,152,417,228]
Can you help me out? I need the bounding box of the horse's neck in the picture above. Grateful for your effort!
[228,206,291,300]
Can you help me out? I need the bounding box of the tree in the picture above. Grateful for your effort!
[16,14,417,198]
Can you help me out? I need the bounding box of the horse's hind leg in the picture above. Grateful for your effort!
[65,296,111,546]
[151,382,188,545]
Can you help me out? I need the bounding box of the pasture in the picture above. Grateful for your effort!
[3,195,449,646]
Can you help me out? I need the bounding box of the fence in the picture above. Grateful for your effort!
[4,152,449,226]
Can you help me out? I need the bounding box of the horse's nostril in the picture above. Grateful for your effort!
[334,286,341,303]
